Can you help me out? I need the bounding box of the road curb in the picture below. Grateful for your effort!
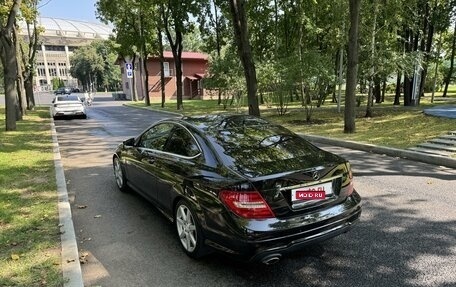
[302,134,456,169]
[51,118,84,287]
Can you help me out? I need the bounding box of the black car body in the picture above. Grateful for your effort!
[113,115,361,263]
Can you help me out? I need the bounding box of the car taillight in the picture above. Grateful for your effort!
[342,163,354,196]
[219,191,275,219]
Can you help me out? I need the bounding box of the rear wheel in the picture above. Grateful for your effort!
[113,157,129,192]
[175,200,208,258]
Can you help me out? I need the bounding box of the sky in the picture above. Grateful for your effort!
[38,0,100,23]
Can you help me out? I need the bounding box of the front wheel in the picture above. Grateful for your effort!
[113,157,129,192]
[175,200,208,258]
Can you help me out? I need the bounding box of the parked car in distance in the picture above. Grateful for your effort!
[51,95,87,119]
[113,115,362,264]
[54,87,71,95]
[71,87,80,93]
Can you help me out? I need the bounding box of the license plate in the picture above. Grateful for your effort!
[291,182,333,201]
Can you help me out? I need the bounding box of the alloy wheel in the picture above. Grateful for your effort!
[176,204,197,253]
[113,158,124,188]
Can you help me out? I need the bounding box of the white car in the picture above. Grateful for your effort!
[51,95,87,119]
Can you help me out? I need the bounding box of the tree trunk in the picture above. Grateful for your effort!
[1,37,19,131]
[213,0,222,105]
[157,27,166,108]
[130,55,138,101]
[228,0,260,116]
[394,71,401,105]
[0,0,21,131]
[14,25,25,119]
[173,29,184,110]
[374,77,381,103]
[138,10,150,106]
[162,3,184,110]
[417,3,434,105]
[23,16,39,110]
[381,78,386,103]
[24,78,35,109]
[365,2,377,118]
[442,21,456,97]
[344,0,360,133]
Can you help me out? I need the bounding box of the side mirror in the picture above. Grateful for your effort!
[123,138,135,146]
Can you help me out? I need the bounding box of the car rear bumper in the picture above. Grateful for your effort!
[203,191,362,262]
[53,108,86,117]
[54,111,85,116]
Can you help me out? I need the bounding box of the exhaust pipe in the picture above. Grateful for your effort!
[261,254,281,265]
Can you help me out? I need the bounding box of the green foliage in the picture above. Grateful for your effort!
[51,77,62,90]
[69,40,121,91]
[205,43,244,93]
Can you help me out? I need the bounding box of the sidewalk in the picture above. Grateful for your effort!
[301,134,456,169]
[424,105,456,119]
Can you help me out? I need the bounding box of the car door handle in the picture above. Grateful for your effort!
[140,150,156,164]
[145,158,155,164]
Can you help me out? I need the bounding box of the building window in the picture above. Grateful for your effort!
[49,68,57,77]
[44,45,65,51]
[59,68,67,77]
[58,63,67,77]
[164,62,170,77]
[37,68,46,77]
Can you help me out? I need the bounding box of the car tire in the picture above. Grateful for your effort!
[113,157,129,192]
[175,199,208,259]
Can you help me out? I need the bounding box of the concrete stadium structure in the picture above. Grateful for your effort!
[19,17,112,91]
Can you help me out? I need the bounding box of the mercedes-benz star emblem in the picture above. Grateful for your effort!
[312,171,320,181]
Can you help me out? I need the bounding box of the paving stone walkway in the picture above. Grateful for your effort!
[407,131,456,157]
[409,106,456,158]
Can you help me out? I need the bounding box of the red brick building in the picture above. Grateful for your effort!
[120,51,209,101]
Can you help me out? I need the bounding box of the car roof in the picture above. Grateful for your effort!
[170,114,337,178]
[177,114,272,133]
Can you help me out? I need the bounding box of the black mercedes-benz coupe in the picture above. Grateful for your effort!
[113,114,361,264]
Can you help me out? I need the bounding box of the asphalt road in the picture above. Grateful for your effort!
[54,94,456,287]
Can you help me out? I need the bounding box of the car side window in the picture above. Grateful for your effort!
[138,123,173,151]
[164,126,200,157]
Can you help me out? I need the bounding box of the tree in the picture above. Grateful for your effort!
[0,0,22,131]
[19,0,40,111]
[160,0,199,110]
[69,41,121,91]
[97,0,157,103]
[443,20,456,97]
[197,0,230,105]
[227,0,260,116]
[344,0,360,134]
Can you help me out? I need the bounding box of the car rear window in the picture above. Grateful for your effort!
[57,95,80,101]
[209,124,324,177]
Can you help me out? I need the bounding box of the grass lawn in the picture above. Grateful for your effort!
[128,88,456,149]
[0,108,63,287]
